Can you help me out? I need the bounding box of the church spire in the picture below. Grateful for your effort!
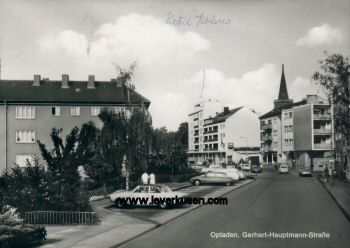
[278,64,289,100]
[273,64,293,109]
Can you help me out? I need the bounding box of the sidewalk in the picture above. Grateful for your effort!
[41,181,192,248]
[319,178,350,221]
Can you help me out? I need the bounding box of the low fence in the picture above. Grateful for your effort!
[24,211,96,225]
[87,184,119,198]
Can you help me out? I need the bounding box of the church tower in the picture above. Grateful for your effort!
[274,64,293,109]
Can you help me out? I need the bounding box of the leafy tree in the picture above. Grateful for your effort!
[149,122,189,175]
[0,160,51,215]
[175,122,189,149]
[126,107,153,182]
[313,53,350,175]
[37,127,90,211]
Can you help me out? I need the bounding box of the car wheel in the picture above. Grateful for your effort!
[115,198,125,208]
[159,202,168,209]
[194,180,201,186]
[226,182,231,186]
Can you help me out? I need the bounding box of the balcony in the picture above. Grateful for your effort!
[204,138,218,143]
[204,129,218,134]
[261,135,272,142]
[314,143,332,149]
[313,113,331,120]
[203,147,218,151]
[314,129,332,135]
[194,140,199,144]
[261,124,272,130]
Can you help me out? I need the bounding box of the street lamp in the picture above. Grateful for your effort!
[240,136,249,147]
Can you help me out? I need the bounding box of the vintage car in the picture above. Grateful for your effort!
[190,172,236,186]
[109,184,188,209]
[299,167,313,177]
[251,164,262,173]
[278,164,289,174]
[241,163,251,171]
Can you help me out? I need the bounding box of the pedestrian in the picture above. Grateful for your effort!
[149,173,156,185]
[141,172,149,184]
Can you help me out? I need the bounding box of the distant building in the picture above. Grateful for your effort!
[0,74,151,172]
[259,65,333,171]
[187,99,260,165]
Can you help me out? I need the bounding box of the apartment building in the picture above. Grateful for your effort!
[260,65,293,164]
[0,74,151,172]
[260,65,333,171]
[188,100,260,165]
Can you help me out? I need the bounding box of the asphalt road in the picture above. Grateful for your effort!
[119,167,350,248]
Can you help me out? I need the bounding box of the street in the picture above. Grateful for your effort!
[118,167,350,248]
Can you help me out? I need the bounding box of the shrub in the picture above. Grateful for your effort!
[0,210,23,226]
[0,225,46,248]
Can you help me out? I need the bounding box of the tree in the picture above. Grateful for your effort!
[313,53,350,177]
[149,122,189,175]
[175,122,188,149]
[0,160,51,215]
[37,127,90,211]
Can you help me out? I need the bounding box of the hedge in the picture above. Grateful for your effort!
[0,225,46,248]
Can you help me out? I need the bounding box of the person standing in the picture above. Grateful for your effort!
[141,172,149,184]
[149,173,156,185]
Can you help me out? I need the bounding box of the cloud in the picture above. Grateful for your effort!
[37,13,210,68]
[181,64,281,115]
[296,24,343,47]
[38,30,89,58]
[289,76,323,99]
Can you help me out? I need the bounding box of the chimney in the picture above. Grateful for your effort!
[116,77,123,87]
[33,75,41,86]
[61,74,70,88]
[223,107,229,114]
[88,75,95,89]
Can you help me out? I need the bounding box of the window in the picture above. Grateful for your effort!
[115,107,126,115]
[16,130,35,143]
[91,107,101,116]
[15,155,34,167]
[16,106,35,119]
[52,106,60,116]
[71,107,80,116]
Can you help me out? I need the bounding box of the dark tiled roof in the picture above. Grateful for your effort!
[259,99,307,119]
[0,80,150,106]
[204,106,243,126]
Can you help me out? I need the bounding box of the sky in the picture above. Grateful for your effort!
[0,0,349,130]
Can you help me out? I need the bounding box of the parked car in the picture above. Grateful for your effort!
[278,164,289,174]
[109,184,188,209]
[241,164,251,171]
[243,171,256,179]
[236,169,246,180]
[224,169,241,181]
[250,164,262,173]
[190,172,236,186]
[299,167,312,177]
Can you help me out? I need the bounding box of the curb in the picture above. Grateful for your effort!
[110,178,256,248]
[317,177,350,223]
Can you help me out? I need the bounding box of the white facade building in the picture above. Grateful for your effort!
[188,100,260,165]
